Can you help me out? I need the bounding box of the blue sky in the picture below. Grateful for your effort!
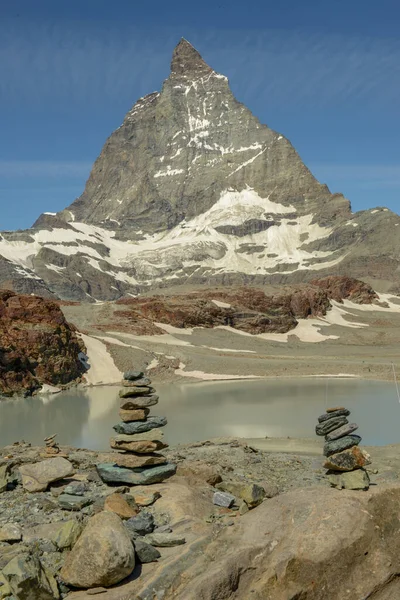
[0,0,399,230]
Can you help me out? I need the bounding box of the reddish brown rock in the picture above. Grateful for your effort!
[0,290,86,396]
[110,438,168,453]
[311,275,379,304]
[323,446,371,472]
[176,461,222,486]
[129,488,161,507]
[101,452,167,468]
[119,408,149,422]
[104,493,138,519]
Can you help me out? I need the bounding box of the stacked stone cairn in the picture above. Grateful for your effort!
[315,406,371,490]
[44,434,60,455]
[96,371,176,485]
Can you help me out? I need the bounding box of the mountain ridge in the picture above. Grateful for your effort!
[0,39,399,301]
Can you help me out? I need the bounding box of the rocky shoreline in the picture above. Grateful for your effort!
[1,434,400,599]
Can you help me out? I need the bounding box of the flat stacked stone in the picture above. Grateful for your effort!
[96,371,176,485]
[315,406,371,490]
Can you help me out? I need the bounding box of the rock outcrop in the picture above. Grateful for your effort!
[0,290,86,396]
[0,40,399,300]
[311,275,379,304]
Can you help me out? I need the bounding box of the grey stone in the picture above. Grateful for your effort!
[134,539,161,563]
[119,395,159,410]
[213,491,235,508]
[123,371,144,381]
[96,463,177,485]
[323,435,362,457]
[119,387,156,399]
[125,512,154,537]
[143,533,186,547]
[123,377,151,387]
[58,494,93,511]
[2,553,59,600]
[19,457,75,492]
[113,416,167,435]
[327,468,370,490]
[315,416,348,437]
[0,524,22,543]
[63,481,87,496]
[317,409,350,423]
[0,465,9,493]
[153,525,172,533]
[54,520,82,550]
[325,422,359,442]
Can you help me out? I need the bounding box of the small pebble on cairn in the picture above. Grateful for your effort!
[96,371,176,486]
[315,407,371,490]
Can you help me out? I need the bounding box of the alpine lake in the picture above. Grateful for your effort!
[0,378,399,450]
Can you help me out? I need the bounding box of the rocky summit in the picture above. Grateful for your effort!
[0,39,399,301]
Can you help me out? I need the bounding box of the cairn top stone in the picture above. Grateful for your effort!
[318,409,350,423]
[327,406,346,413]
[123,371,144,381]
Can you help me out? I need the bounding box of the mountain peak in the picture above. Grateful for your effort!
[170,38,213,77]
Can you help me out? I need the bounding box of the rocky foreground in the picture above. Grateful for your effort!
[0,291,86,397]
[1,436,400,599]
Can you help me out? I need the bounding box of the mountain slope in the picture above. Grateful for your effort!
[1,39,399,301]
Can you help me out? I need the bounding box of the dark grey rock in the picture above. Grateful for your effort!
[325,423,359,442]
[113,416,167,435]
[123,377,152,387]
[125,513,154,537]
[58,494,93,511]
[96,463,177,485]
[323,435,362,457]
[315,416,348,436]
[317,409,350,423]
[134,539,161,563]
[123,371,144,381]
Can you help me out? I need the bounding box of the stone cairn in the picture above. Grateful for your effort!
[315,406,371,490]
[44,434,60,455]
[96,371,176,486]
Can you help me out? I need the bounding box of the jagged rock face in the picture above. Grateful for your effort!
[65,39,343,232]
[0,39,399,301]
[0,291,86,396]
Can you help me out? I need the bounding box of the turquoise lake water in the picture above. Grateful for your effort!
[0,378,398,450]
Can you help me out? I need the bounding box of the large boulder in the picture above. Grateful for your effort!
[19,457,75,492]
[60,511,135,588]
[171,485,400,600]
